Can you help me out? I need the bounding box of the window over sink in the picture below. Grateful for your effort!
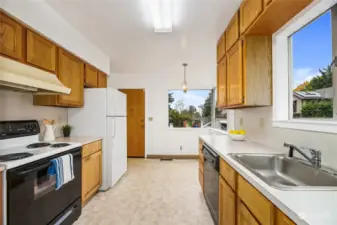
[290,4,335,120]
[273,0,337,133]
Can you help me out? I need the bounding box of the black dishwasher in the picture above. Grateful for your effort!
[203,143,219,225]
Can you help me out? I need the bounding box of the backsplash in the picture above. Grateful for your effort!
[233,107,337,170]
[0,90,67,138]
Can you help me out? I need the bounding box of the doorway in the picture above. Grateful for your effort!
[119,89,145,158]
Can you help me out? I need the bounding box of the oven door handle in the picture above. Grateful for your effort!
[18,162,52,176]
[17,151,80,175]
[72,151,81,157]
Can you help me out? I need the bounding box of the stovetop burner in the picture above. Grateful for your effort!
[27,143,51,149]
[0,153,34,161]
[50,143,70,148]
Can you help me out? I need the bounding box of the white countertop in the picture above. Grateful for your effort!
[200,134,337,225]
[55,137,102,145]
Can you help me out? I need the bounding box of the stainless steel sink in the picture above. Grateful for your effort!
[229,154,337,190]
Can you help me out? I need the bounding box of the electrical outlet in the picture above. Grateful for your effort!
[239,118,244,126]
[259,118,264,128]
[180,145,183,151]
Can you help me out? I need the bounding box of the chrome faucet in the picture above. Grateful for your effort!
[284,143,322,169]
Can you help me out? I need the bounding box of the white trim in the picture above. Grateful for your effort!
[273,120,337,134]
[272,0,337,133]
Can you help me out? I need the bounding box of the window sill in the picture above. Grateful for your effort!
[273,119,337,134]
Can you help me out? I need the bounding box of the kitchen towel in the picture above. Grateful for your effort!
[48,154,75,190]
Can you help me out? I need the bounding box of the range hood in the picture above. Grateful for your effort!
[0,56,71,95]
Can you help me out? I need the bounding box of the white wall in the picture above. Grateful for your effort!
[1,0,110,74]
[0,90,67,138]
[232,107,337,169]
[110,69,216,155]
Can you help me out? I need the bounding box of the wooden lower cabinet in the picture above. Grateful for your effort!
[198,138,204,192]
[237,200,259,225]
[219,176,235,225]
[276,210,296,225]
[198,169,204,191]
[82,141,102,206]
[197,138,297,225]
[237,175,274,225]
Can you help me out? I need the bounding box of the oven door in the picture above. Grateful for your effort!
[7,148,82,225]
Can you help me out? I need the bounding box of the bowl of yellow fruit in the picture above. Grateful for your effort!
[228,130,246,141]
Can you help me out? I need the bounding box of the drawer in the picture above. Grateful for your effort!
[276,209,295,225]
[238,176,274,225]
[82,140,102,158]
[219,158,236,190]
[199,159,204,173]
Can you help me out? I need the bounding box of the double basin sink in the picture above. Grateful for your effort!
[229,154,337,190]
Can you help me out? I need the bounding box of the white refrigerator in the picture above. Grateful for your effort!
[68,88,127,191]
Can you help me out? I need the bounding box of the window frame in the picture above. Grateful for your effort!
[167,89,213,129]
[273,0,337,133]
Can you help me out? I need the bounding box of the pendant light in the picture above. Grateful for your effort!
[182,63,188,93]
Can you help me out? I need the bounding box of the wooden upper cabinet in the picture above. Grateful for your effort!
[276,210,296,225]
[217,34,226,62]
[0,12,23,61]
[85,64,98,87]
[98,71,107,88]
[219,176,235,225]
[58,48,84,107]
[217,57,227,107]
[237,200,259,225]
[246,0,313,35]
[226,12,239,51]
[240,0,263,34]
[26,30,57,72]
[227,40,243,106]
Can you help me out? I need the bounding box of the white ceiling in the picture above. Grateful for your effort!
[46,0,242,74]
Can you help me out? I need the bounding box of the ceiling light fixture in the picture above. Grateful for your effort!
[148,0,173,32]
[182,63,188,93]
